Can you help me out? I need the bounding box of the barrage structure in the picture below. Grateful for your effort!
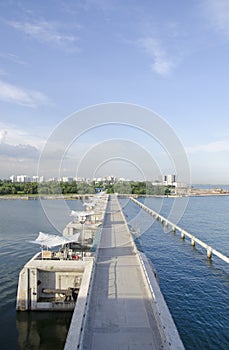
[64,195,184,350]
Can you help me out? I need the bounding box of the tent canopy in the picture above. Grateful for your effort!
[70,210,94,219]
[30,232,80,248]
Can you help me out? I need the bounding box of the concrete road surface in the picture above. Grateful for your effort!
[82,195,165,349]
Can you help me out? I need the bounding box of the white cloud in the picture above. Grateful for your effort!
[187,139,229,154]
[0,143,39,159]
[0,80,49,107]
[202,0,229,35]
[138,37,175,76]
[6,19,80,52]
[0,125,41,176]
[0,52,27,65]
[0,123,46,149]
[0,129,7,143]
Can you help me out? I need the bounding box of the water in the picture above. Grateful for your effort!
[0,197,228,349]
[0,199,83,350]
[119,196,229,350]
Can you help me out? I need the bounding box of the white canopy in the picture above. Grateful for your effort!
[83,202,95,208]
[64,233,81,244]
[83,197,97,208]
[70,210,94,219]
[30,232,80,248]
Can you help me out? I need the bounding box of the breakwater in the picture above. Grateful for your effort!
[130,197,229,264]
[64,195,185,350]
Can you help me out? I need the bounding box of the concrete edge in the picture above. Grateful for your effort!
[117,194,185,350]
[63,259,94,350]
[139,252,185,350]
[78,195,110,349]
[93,195,110,262]
[64,195,109,350]
[115,194,139,254]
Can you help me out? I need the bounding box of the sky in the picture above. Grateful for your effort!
[0,0,229,184]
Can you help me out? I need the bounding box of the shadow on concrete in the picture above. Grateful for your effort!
[82,257,165,350]
[97,247,135,260]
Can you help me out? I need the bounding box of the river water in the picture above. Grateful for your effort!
[0,196,228,349]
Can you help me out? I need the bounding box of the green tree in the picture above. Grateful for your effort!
[77,182,95,194]
[113,182,132,194]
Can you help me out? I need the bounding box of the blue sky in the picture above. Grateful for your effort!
[0,0,229,184]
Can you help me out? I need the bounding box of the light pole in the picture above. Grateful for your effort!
[80,216,86,260]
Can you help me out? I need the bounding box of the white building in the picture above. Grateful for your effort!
[16,175,31,183]
[60,177,73,182]
[163,174,177,187]
[32,176,39,182]
[39,176,45,183]
[10,175,17,183]
[9,175,45,183]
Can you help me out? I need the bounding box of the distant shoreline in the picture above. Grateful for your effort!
[1,190,229,200]
[189,188,229,196]
[0,194,92,200]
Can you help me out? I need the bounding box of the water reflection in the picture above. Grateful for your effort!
[16,311,72,350]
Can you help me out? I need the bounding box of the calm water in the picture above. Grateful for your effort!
[0,197,228,349]
[120,196,229,350]
[0,199,83,350]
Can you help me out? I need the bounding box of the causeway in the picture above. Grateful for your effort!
[65,195,184,349]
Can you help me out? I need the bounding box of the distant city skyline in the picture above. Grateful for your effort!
[4,173,229,187]
[7,173,176,184]
[1,1,229,184]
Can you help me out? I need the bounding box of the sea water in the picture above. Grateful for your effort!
[0,196,228,349]
[0,199,83,350]
[119,195,229,350]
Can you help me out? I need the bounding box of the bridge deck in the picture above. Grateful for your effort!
[82,195,165,349]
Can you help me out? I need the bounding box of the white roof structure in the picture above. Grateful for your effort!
[70,210,94,219]
[83,201,96,208]
[30,232,80,248]
[83,197,98,208]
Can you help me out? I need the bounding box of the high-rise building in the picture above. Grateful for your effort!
[163,174,177,186]
[9,175,17,183]
[16,175,30,182]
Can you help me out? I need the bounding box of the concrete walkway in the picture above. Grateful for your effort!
[82,195,165,349]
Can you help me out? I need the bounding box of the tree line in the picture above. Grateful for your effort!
[0,180,173,196]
